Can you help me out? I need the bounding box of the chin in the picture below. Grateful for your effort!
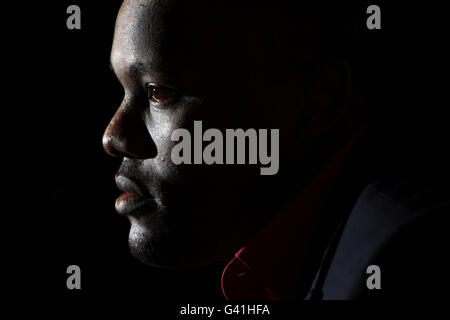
[127,220,222,269]
[128,221,172,268]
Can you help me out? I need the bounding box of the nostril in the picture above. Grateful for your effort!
[102,107,158,159]
[102,132,121,157]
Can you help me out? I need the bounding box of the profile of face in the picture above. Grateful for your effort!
[103,0,351,268]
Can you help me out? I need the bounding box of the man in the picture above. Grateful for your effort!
[103,0,447,299]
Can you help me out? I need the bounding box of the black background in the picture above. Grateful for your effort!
[6,0,449,314]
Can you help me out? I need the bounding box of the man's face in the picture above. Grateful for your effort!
[103,0,314,268]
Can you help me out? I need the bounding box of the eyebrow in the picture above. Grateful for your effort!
[109,58,177,91]
[128,61,152,76]
[110,58,158,77]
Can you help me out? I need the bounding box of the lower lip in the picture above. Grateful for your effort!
[115,192,155,216]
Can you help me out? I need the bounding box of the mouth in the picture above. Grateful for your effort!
[115,175,156,216]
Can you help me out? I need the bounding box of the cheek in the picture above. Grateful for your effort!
[144,101,198,179]
[144,112,178,174]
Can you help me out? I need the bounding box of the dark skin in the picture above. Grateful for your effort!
[103,0,354,268]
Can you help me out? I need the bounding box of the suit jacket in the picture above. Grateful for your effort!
[307,176,448,299]
[221,129,448,300]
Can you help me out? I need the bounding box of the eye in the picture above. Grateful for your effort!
[147,84,179,105]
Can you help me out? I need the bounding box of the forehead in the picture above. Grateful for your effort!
[111,0,227,90]
[111,0,298,94]
[111,1,160,78]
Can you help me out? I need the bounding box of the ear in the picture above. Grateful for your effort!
[302,58,352,138]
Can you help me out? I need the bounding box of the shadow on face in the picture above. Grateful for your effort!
[103,0,360,268]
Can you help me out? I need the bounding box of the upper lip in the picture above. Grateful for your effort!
[115,174,145,196]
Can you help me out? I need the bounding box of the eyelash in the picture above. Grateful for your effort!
[147,84,180,107]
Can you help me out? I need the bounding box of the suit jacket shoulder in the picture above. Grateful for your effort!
[316,176,449,299]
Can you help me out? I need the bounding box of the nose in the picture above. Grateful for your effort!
[102,99,157,159]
